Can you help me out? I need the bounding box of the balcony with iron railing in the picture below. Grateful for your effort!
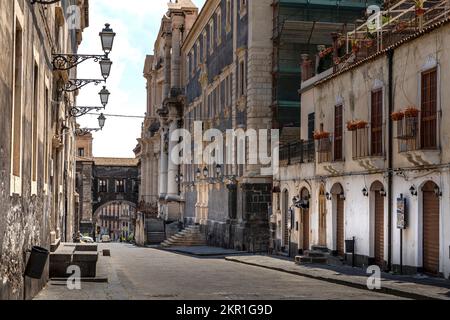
[349,122,386,170]
[279,140,315,166]
[394,109,440,166]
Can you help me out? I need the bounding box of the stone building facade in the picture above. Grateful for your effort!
[75,134,139,238]
[275,7,450,278]
[181,0,274,251]
[138,1,199,230]
[138,0,275,252]
[0,0,89,299]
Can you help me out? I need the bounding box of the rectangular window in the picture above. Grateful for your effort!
[371,89,383,156]
[217,10,222,45]
[78,148,85,157]
[203,32,207,61]
[226,0,232,32]
[12,21,23,182]
[32,63,39,183]
[98,179,108,193]
[196,41,201,67]
[421,68,438,149]
[44,87,49,186]
[239,60,246,97]
[115,179,125,193]
[334,105,343,161]
[209,21,214,53]
[308,113,315,141]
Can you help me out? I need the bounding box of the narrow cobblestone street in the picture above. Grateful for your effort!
[35,244,404,300]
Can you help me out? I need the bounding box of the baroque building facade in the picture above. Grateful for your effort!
[275,2,450,279]
[139,0,275,251]
[0,0,89,299]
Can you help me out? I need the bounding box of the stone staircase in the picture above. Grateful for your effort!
[295,245,344,266]
[161,225,207,248]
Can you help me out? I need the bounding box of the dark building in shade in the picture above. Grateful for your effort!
[75,134,139,238]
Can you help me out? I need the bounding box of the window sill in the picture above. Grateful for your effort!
[400,148,440,166]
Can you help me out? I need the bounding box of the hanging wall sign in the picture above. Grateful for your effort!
[397,197,407,229]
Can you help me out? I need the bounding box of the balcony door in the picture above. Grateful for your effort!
[421,68,438,149]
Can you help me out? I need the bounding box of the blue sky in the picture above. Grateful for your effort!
[77,0,205,158]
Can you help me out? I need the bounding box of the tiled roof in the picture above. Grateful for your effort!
[93,157,138,167]
[315,17,450,86]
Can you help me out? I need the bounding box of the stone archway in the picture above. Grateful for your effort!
[94,200,137,242]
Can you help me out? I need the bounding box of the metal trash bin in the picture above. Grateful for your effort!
[24,246,49,279]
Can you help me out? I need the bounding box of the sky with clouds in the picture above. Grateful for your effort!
[76,0,205,158]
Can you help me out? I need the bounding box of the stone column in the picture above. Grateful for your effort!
[148,151,154,200]
[171,14,183,95]
[159,126,169,199]
[154,153,160,200]
[166,120,179,201]
[163,40,172,100]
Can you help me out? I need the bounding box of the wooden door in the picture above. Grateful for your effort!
[319,188,327,246]
[336,197,345,256]
[422,182,440,275]
[283,191,289,248]
[374,191,385,267]
[303,208,310,251]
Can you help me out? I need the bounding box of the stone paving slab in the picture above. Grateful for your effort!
[160,246,246,256]
[225,255,450,300]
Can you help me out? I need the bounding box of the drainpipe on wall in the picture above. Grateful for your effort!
[387,48,394,272]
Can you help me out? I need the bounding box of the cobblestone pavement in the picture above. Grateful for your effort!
[35,244,405,300]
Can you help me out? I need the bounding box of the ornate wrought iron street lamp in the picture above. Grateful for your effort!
[75,114,107,136]
[52,24,115,73]
[99,23,116,55]
[62,79,105,93]
[99,86,111,107]
[69,106,106,118]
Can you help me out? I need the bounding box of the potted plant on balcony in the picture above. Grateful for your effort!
[404,106,420,118]
[356,120,368,129]
[347,121,358,131]
[415,0,426,16]
[313,131,331,140]
[391,111,405,122]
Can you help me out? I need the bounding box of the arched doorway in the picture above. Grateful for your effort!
[282,189,290,249]
[300,188,311,251]
[318,185,327,247]
[371,181,385,268]
[422,181,440,275]
[331,183,345,256]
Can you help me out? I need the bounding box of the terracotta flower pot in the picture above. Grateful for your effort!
[391,112,405,122]
[404,107,420,118]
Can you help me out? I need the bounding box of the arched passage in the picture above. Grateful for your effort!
[94,201,137,241]
[421,181,440,275]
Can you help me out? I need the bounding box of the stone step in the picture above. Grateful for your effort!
[295,256,328,265]
[311,245,330,253]
[305,251,327,258]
